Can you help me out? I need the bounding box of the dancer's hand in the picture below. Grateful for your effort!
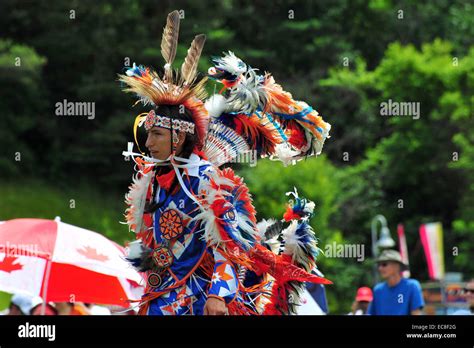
[203,296,228,315]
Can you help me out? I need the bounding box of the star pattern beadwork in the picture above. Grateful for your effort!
[159,208,184,240]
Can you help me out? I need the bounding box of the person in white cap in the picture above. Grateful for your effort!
[8,293,41,315]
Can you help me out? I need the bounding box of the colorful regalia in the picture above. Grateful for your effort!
[119,11,332,315]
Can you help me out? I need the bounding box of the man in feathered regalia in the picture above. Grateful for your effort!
[120,11,332,315]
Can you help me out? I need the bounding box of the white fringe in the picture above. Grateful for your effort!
[124,171,153,233]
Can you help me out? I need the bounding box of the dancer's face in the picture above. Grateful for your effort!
[145,126,185,160]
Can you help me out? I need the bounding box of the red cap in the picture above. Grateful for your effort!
[355,287,373,302]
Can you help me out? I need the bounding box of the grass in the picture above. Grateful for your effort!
[0,178,133,245]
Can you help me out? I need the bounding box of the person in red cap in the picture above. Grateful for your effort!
[349,287,373,315]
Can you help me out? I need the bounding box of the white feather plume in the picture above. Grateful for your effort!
[257,218,281,254]
[282,220,319,270]
[304,201,315,214]
[282,221,299,252]
[213,51,247,76]
[124,171,153,233]
[205,94,227,118]
[126,239,145,260]
[273,143,299,166]
[256,218,276,239]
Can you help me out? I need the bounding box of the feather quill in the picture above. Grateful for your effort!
[181,34,206,85]
[161,10,180,81]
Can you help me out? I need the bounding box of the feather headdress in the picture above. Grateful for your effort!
[119,11,209,152]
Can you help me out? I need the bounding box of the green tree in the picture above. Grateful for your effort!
[0,39,47,176]
[322,40,474,278]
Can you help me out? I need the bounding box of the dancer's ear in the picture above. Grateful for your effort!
[175,131,187,155]
[178,131,186,146]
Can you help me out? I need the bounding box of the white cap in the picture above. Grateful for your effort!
[11,293,42,315]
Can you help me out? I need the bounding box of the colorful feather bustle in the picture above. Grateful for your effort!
[194,167,258,258]
[262,74,331,157]
[204,121,251,166]
[283,187,316,221]
[204,55,283,166]
[223,69,267,115]
[280,220,321,314]
[216,112,280,157]
[282,221,320,271]
[281,188,319,271]
[249,189,327,315]
[204,84,281,164]
[280,189,321,314]
[207,51,331,164]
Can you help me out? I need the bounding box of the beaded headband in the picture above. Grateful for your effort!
[144,109,195,135]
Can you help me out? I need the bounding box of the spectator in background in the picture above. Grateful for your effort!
[349,287,373,315]
[30,298,58,315]
[55,302,89,315]
[452,279,474,315]
[463,279,474,314]
[8,293,37,315]
[368,250,424,315]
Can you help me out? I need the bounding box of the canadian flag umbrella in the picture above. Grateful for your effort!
[0,218,143,308]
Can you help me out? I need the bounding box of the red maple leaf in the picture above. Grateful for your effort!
[77,246,109,262]
[0,255,24,273]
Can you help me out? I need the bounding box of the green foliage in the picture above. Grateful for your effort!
[0,0,473,314]
[323,40,474,279]
[239,156,338,237]
[0,179,131,245]
[0,291,12,311]
[0,39,47,176]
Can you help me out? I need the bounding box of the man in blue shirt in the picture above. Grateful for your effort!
[368,249,424,315]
